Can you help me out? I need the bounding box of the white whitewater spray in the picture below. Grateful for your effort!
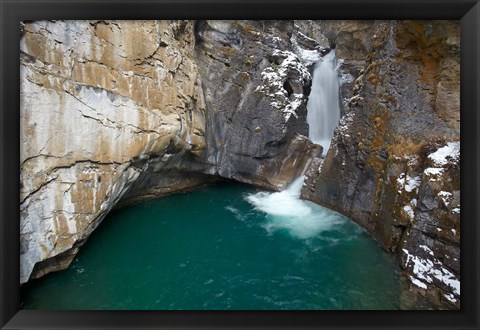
[245,176,345,239]
[243,51,344,238]
[306,50,341,156]
[246,176,309,217]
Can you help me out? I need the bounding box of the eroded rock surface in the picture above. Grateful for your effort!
[300,20,460,309]
[191,20,322,190]
[20,20,207,283]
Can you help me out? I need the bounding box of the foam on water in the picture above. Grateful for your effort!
[224,206,246,221]
[245,177,310,217]
[21,182,401,310]
[245,176,345,239]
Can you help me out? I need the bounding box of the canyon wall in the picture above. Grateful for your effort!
[300,20,460,309]
[20,20,209,283]
[190,21,322,190]
[20,20,318,284]
[20,20,460,310]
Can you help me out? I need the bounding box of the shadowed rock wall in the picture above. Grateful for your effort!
[189,20,322,190]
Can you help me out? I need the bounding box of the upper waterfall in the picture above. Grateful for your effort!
[306,50,341,156]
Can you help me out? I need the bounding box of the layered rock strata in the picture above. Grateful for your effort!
[20,20,208,283]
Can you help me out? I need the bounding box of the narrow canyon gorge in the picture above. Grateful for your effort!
[20,20,460,309]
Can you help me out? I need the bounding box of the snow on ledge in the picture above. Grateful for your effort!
[255,50,311,122]
[444,293,457,304]
[438,191,453,207]
[290,32,322,65]
[424,167,444,181]
[397,173,421,196]
[402,248,460,296]
[428,141,460,166]
[410,276,427,289]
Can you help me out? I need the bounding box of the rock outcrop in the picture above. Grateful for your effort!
[300,20,460,309]
[189,20,322,190]
[20,20,208,283]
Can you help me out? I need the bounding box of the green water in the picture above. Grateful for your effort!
[21,182,401,310]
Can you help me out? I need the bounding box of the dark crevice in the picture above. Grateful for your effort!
[283,80,294,97]
[194,20,207,47]
[20,51,36,63]
[303,80,312,99]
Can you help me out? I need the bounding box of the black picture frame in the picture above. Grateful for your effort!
[1,0,479,329]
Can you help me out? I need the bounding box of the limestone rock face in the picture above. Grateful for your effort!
[192,20,322,190]
[300,20,460,309]
[20,20,206,283]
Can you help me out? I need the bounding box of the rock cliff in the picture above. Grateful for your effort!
[20,19,460,310]
[184,20,322,190]
[20,20,319,284]
[20,20,208,283]
[300,20,460,309]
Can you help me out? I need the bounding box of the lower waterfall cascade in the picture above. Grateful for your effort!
[306,50,341,156]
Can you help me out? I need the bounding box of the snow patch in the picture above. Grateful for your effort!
[410,276,427,289]
[402,248,460,296]
[419,245,434,256]
[424,167,443,181]
[428,141,460,166]
[438,191,453,207]
[405,175,421,193]
[337,111,355,137]
[290,33,322,65]
[403,205,415,221]
[339,73,354,85]
[397,173,421,193]
[444,293,457,303]
[268,36,283,45]
[295,48,321,65]
[255,50,310,122]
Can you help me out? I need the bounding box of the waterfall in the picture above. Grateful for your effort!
[244,50,344,228]
[247,51,345,234]
[284,175,305,198]
[306,50,341,156]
